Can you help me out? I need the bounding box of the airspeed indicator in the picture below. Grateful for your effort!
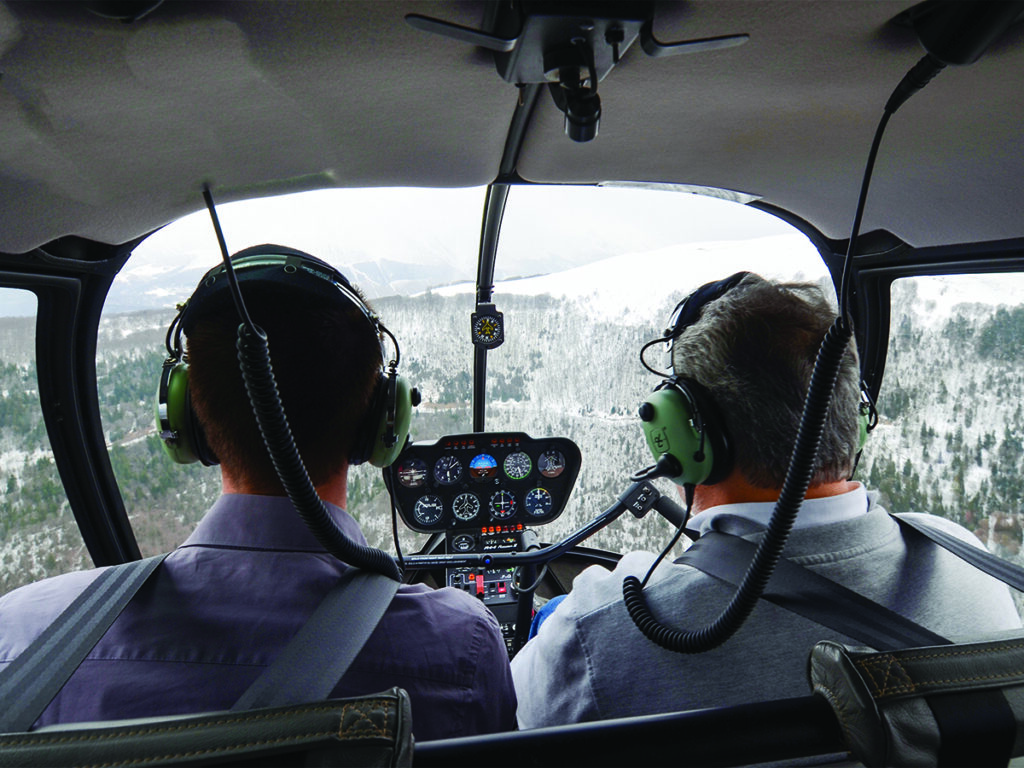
[503,451,532,480]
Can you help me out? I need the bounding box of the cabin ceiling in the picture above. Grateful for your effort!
[1,1,1023,255]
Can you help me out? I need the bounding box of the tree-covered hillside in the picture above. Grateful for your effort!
[4,279,1024,602]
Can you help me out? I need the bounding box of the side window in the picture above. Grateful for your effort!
[870,275,1024,565]
[0,289,87,593]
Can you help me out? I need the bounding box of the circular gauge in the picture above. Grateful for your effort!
[413,495,444,526]
[453,492,481,521]
[451,533,475,552]
[396,458,427,488]
[524,487,553,517]
[469,453,498,481]
[503,451,532,480]
[490,490,517,519]
[538,450,566,478]
[433,455,463,485]
[473,314,503,344]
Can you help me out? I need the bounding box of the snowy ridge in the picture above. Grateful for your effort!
[435,234,826,321]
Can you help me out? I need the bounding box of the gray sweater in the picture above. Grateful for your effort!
[511,493,1022,728]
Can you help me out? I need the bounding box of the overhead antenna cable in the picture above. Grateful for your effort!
[201,185,401,581]
[623,0,1023,654]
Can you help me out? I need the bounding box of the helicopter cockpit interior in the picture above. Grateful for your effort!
[5,0,1024,765]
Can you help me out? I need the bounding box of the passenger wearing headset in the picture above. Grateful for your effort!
[0,246,516,739]
[511,272,1020,728]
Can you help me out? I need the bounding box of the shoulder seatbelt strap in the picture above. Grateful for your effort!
[675,532,949,650]
[231,568,400,711]
[678,525,1021,768]
[894,513,1024,591]
[0,554,167,733]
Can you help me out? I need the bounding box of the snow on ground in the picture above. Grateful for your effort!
[434,234,825,322]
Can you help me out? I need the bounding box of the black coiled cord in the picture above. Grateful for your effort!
[623,317,854,653]
[236,323,402,581]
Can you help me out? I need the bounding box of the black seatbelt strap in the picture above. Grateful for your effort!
[0,554,167,733]
[231,568,400,711]
[895,513,1024,591]
[675,532,950,650]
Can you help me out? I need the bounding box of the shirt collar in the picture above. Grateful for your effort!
[181,494,369,552]
[687,483,869,537]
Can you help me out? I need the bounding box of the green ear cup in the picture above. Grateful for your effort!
[368,375,414,468]
[639,386,717,486]
[156,361,199,464]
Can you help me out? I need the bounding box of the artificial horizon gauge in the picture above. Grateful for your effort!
[470,453,498,481]
[433,455,463,485]
[503,451,532,480]
[524,487,553,517]
[413,495,444,526]
[490,489,517,519]
[453,492,481,521]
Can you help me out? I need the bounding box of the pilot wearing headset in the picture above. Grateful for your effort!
[0,245,516,739]
[511,272,1020,728]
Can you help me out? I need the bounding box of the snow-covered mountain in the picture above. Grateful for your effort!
[6,245,1024,604]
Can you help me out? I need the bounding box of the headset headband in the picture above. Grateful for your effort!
[166,245,394,371]
[664,271,751,343]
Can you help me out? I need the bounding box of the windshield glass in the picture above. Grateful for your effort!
[483,186,828,551]
[95,184,828,558]
[100,188,486,554]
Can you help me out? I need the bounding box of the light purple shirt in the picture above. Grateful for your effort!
[0,494,516,740]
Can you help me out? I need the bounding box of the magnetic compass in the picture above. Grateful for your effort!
[471,303,504,348]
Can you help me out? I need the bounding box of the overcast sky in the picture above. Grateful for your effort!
[0,185,816,317]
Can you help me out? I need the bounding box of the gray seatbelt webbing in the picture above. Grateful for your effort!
[231,568,400,711]
[675,532,950,650]
[0,554,167,733]
[894,513,1024,591]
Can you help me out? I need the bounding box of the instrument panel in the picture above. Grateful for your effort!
[387,432,581,532]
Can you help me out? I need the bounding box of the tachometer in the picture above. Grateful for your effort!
[524,487,553,517]
[433,455,463,485]
[503,451,532,480]
[413,495,444,526]
[453,492,481,521]
[490,490,517,519]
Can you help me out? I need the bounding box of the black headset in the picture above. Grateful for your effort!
[156,244,415,469]
[637,272,746,486]
[637,271,875,487]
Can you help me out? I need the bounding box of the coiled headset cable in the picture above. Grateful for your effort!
[203,186,402,582]
[622,51,949,654]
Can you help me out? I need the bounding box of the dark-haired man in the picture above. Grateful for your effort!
[511,272,1020,728]
[0,246,516,739]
